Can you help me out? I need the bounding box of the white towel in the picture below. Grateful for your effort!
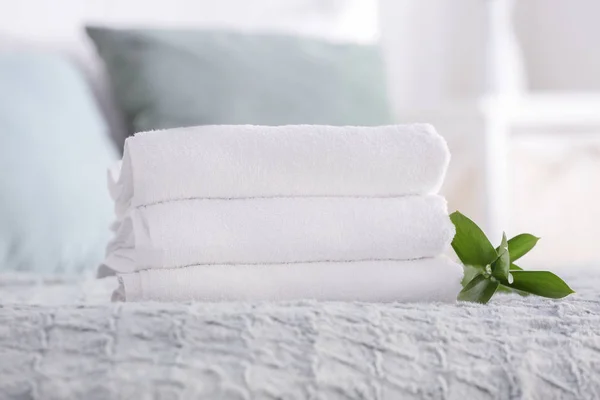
[104,195,454,273]
[110,124,449,218]
[114,257,463,303]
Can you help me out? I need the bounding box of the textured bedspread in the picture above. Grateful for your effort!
[1,271,599,400]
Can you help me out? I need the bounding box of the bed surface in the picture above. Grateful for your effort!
[1,271,599,399]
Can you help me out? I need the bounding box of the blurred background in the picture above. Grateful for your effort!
[1,0,599,274]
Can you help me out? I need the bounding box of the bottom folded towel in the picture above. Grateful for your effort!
[114,258,463,303]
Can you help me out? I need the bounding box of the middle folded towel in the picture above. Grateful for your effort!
[123,195,454,270]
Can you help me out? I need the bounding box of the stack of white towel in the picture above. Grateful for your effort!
[101,124,462,302]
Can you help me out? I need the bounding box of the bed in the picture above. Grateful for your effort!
[1,270,598,399]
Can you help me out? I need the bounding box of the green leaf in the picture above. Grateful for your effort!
[497,284,530,297]
[492,232,510,281]
[450,211,497,269]
[450,211,572,304]
[461,265,481,287]
[505,234,540,262]
[505,271,575,299]
[496,284,513,294]
[510,263,523,271]
[457,274,499,304]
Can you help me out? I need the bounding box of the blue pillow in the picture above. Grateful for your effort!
[0,53,118,274]
[86,27,392,134]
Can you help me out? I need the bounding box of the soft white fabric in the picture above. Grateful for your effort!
[98,211,134,276]
[101,123,455,302]
[110,124,449,219]
[104,195,454,273]
[115,257,463,302]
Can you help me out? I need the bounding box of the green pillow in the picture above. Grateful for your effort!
[0,53,118,274]
[86,27,392,134]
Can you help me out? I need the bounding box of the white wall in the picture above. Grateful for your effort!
[379,0,487,110]
[515,0,600,91]
[0,0,378,48]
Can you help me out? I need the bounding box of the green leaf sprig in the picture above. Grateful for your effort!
[450,211,574,304]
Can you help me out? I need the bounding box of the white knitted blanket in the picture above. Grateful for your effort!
[0,271,599,399]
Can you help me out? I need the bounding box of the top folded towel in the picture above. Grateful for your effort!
[110,124,449,214]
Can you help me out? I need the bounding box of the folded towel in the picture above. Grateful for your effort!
[110,124,449,218]
[103,195,454,273]
[114,257,463,302]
